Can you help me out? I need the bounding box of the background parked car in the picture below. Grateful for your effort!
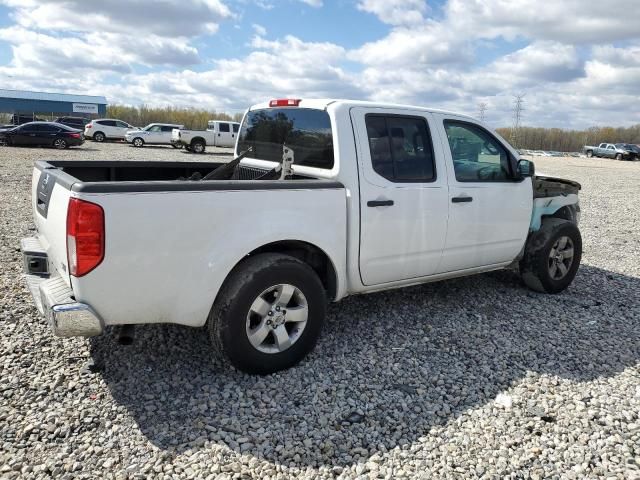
[124,123,184,147]
[85,118,135,142]
[0,122,84,149]
[614,143,640,160]
[54,116,90,129]
[10,114,44,125]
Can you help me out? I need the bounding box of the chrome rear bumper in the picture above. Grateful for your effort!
[21,237,103,337]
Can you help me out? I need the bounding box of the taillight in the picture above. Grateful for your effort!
[86,124,92,129]
[269,99,301,107]
[67,198,104,276]
[68,132,81,138]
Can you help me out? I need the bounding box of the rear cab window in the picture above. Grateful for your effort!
[238,108,334,169]
[365,114,436,182]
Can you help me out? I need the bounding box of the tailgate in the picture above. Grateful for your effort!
[31,165,74,286]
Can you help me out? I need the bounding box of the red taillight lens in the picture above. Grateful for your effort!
[86,124,92,129]
[269,99,301,107]
[68,132,81,138]
[67,198,104,276]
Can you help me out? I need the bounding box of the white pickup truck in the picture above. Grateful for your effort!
[21,98,582,374]
[171,120,240,152]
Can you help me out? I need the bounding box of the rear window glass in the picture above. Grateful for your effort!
[238,108,334,169]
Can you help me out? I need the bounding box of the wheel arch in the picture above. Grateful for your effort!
[223,240,339,303]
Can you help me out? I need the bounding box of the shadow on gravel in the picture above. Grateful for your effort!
[89,264,639,467]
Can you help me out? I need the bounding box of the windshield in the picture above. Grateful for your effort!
[237,108,334,169]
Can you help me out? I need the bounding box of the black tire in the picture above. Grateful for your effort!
[132,137,144,148]
[586,150,593,158]
[207,253,326,374]
[520,218,582,294]
[191,140,206,154]
[93,132,105,142]
[185,145,191,152]
[615,153,622,160]
[53,138,68,149]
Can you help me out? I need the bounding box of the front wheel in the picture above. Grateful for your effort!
[585,150,593,158]
[616,153,622,160]
[132,137,144,147]
[207,253,326,374]
[520,218,582,294]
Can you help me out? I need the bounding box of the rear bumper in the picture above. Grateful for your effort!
[21,237,103,337]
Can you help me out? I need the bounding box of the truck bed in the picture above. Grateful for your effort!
[30,159,347,329]
[36,160,335,192]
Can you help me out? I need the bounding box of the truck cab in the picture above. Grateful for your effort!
[207,120,240,148]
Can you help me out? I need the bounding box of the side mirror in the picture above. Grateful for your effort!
[517,159,535,178]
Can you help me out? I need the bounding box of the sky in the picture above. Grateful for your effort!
[0,0,639,128]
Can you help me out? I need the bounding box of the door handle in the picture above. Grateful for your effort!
[451,196,473,203]
[367,199,394,207]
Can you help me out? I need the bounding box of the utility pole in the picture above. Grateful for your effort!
[477,102,487,122]
[511,94,525,149]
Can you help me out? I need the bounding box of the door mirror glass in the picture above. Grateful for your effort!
[517,159,535,178]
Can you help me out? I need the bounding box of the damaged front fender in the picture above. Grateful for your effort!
[529,175,581,231]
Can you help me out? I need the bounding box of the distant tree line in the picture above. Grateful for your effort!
[105,105,244,130]
[496,124,640,152]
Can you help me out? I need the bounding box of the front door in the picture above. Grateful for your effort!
[351,107,449,286]
[435,115,532,273]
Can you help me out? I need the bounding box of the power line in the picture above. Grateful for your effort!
[477,102,487,122]
[510,94,525,148]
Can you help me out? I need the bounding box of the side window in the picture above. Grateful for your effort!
[444,121,512,182]
[20,124,38,132]
[365,115,436,182]
[219,123,230,133]
[41,125,59,132]
[115,121,128,128]
[232,123,239,133]
[161,126,175,132]
[148,125,162,132]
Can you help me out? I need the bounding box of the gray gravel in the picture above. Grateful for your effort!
[1,143,639,479]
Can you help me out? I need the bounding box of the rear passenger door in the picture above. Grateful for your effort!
[217,122,234,147]
[351,107,449,285]
[435,116,532,272]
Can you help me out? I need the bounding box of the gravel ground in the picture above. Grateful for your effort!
[1,143,639,479]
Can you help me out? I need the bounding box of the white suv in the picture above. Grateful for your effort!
[124,123,184,148]
[85,119,135,142]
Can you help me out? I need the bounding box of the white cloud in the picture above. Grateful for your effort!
[0,0,232,38]
[252,24,267,36]
[298,0,323,7]
[357,0,428,26]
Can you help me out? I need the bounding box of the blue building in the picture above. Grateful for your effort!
[0,89,107,118]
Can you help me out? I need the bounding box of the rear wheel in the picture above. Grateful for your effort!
[207,253,326,374]
[53,138,68,149]
[520,218,582,294]
[132,137,144,148]
[93,132,105,142]
[615,153,622,160]
[586,150,593,158]
[191,140,205,154]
